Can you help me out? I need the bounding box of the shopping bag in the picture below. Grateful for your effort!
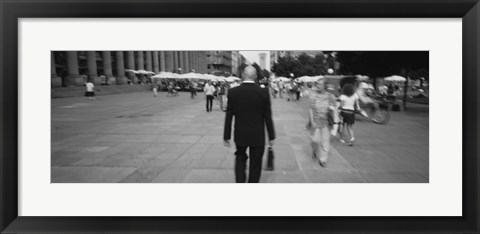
[266,146,274,171]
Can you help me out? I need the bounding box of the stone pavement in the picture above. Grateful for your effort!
[51,91,428,183]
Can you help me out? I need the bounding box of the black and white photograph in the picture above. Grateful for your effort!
[51,50,429,183]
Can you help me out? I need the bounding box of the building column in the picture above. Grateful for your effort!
[195,51,200,73]
[193,52,197,73]
[159,51,166,72]
[152,51,160,73]
[191,51,196,73]
[126,51,137,83]
[51,52,62,87]
[136,51,145,83]
[86,51,100,84]
[145,51,153,81]
[190,52,195,73]
[178,51,184,74]
[201,51,206,73]
[183,51,189,73]
[136,51,144,70]
[173,51,179,72]
[102,51,115,85]
[115,51,127,85]
[165,51,174,72]
[65,51,83,86]
[146,51,153,71]
[200,51,206,73]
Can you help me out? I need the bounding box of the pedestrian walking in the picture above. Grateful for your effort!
[190,81,197,98]
[304,79,337,167]
[85,81,95,100]
[285,82,293,101]
[204,81,215,112]
[223,65,275,183]
[292,83,301,100]
[278,81,284,98]
[218,82,227,111]
[152,84,159,97]
[338,84,361,146]
[272,82,279,98]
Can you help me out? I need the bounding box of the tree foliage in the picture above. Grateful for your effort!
[336,51,429,80]
[271,53,330,77]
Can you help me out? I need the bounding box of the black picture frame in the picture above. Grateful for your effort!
[1,0,478,233]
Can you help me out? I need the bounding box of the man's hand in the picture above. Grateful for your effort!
[268,140,275,147]
[223,140,231,148]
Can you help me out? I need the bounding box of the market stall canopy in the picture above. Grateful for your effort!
[384,75,406,82]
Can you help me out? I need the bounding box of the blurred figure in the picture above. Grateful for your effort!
[304,79,337,167]
[379,84,389,96]
[204,81,215,112]
[355,82,374,117]
[223,65,275,183]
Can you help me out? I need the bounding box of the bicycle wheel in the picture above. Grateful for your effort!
[371,109,390,124]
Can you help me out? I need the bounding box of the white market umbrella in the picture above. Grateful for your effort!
[197,74,210,81]
[125,69,139,74]
[225,76,240,82]
[384,75,406,82]
[137,70,155,75]
[297,76,315,82]
[213,76,226,82]
[152,72,179,79]
[356,75,370,81]
[275,77,290,82]
[179,72,202,79]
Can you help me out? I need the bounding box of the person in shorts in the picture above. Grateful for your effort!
[85,81,95,100]
[338,84,361,146]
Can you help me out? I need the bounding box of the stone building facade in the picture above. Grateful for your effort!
[206,51,235,76]
[51,51,209,87]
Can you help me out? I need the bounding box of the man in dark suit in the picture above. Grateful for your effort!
[223,65,275,183]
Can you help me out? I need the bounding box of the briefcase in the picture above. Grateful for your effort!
[266,146,274,171]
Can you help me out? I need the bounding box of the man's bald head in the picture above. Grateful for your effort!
[242,65,257,81]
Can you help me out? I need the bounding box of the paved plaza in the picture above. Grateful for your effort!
[51,90,429,183]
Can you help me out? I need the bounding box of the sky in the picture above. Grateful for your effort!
[239,51,271,71]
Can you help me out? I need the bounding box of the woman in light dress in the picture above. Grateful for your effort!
[304,79,338,167]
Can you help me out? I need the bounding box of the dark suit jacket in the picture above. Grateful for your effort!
[223,82,275,147]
